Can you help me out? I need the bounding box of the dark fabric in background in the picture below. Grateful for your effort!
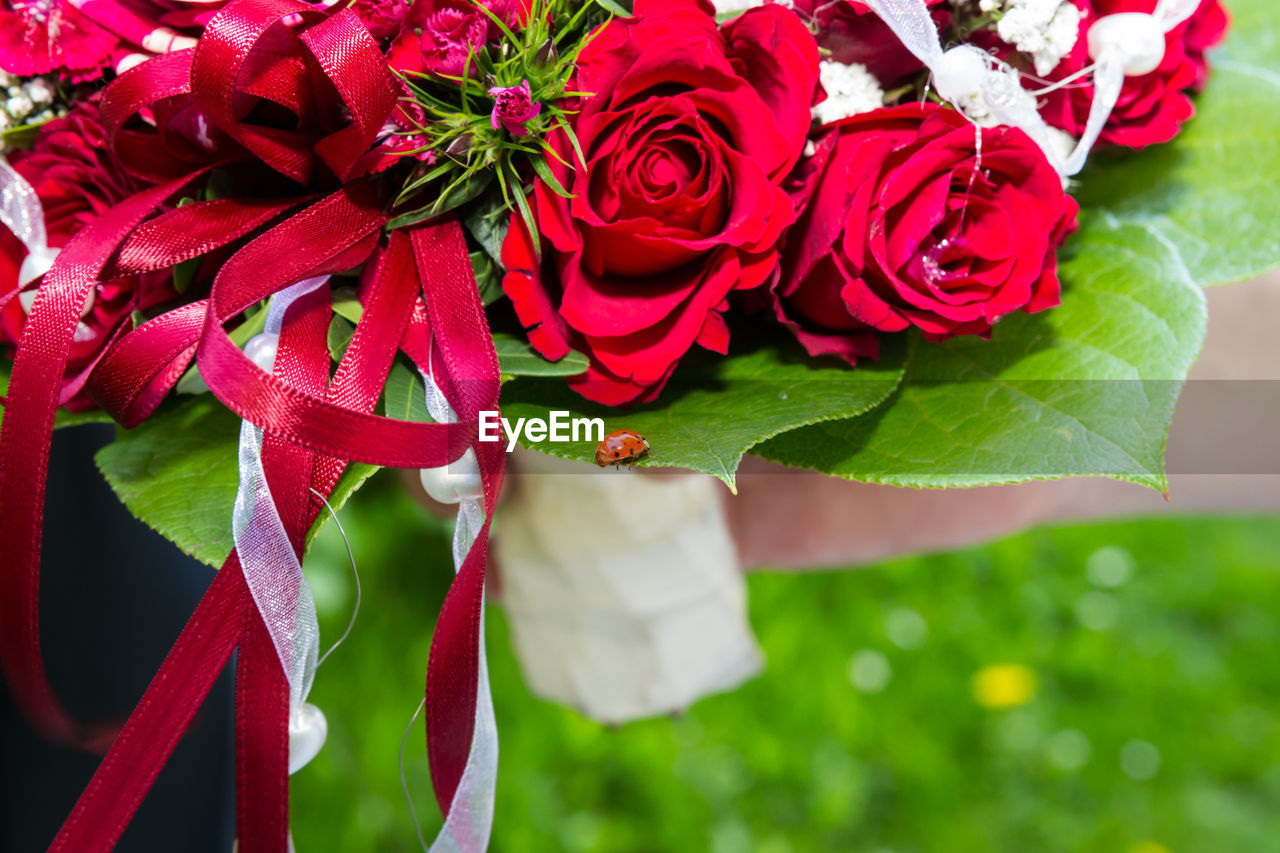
[1,424,235,852]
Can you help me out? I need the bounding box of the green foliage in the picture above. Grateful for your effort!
[1075,19,1280,287]
[502,336,906,488]
[494,332,589,378]
[290,477,1280,852]
[92,395,382,567]
[94,396,241,566]
[391,0,612,233]
[755,218,1206,491]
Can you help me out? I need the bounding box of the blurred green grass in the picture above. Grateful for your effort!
[292,472,1280,852]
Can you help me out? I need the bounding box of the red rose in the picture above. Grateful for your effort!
[790,0,946,85]
[1037,0,1228,150]
[500,0,819,405]
[775,103,1078,359]
[388,0,528,78]
[0,97,171,409]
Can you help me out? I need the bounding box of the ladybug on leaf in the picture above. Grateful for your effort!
[594,429,650,467]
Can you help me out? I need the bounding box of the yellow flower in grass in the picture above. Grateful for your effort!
[1130,842,1171,853]
[971,664,1038,709]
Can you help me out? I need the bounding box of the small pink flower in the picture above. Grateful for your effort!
[488,80,541,137]
[388,0,529,79]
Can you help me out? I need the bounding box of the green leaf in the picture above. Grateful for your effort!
[593,0,631,17]
[95,396,242,567]
[55,407,115,429]
[500,335,906,490]
[471,251,506,306]
[389,171,495,231]
[506,168,539,260]
[318,462,382,549]
[529,153,574,198]
[1,120,45,151]
[493,333,589,377]
[95,395,384,568]
[328,315,356,362]
[1074,10,1280,287]
[755,217,1207,492]
[464,196,511,262]
[330,287,365,325]
[382,361,432,423]
[171,196,202,295]
[1215,0,1280,78]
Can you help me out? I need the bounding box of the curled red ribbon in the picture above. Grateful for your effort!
[0,2,503,849]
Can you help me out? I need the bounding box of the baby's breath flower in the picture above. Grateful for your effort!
[711,0,765,13]
[813,61,885,125]
[986,0,1083,76]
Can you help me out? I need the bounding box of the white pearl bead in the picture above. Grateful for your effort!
[244,332,279,373]
[1088,13,1167,76]
[934,46,989,102]
[18,244,59,287]
[288,702,328,775]
[419,447,484,504]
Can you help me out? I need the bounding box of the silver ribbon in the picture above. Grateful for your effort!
[232,277,330,731]
[860,0,1201,178]
[861,0,1066,170]
[0,156,58,287]
[1060,0,1202,175]
[420,365,497,853]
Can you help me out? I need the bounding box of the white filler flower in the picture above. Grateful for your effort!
[813,60,885,125]
[711,0,766,14]
[982,0,1083,76]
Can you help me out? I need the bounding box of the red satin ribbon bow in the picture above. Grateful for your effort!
[0,1,503,849]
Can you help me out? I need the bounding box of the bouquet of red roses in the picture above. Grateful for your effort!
[1,0,1275,847]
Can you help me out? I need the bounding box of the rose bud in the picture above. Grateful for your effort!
[487,80,541,138]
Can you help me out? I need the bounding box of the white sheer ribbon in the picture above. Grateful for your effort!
[860,0,1202,178]
[1060,0,1202,174]
[232,275,331,774]
[0,156,59,287]
[419,366,497,853]
[860,0,1067,171]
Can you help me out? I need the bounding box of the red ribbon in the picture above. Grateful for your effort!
[0,1,503,848]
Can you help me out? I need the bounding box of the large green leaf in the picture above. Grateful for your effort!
[95,397,241,566]
[501,336,906,490]
[755,217,1207,491]
[1075,3,1280,287]
[1216,0,1280,77]
[751,10,1279,488]
[95,396,379,568]
[493,333,589,378]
